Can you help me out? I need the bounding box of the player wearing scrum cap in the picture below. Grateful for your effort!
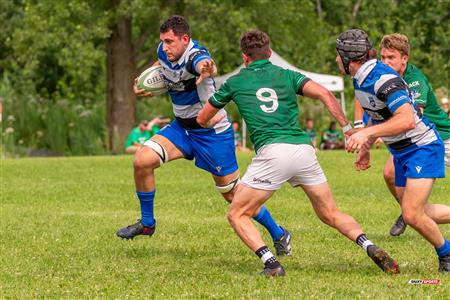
[354,33,450,237]
[336,29,449,272]
[116,16,291,257]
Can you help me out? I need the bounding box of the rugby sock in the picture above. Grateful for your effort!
[136,190,156,227]
[435,239,450,257]
[253,206,284,241]
[255,246,281,269]
[356,234,374,253]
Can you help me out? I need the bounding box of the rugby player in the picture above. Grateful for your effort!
[117,16,291,257]
[354,33,450,236]
[337,29,450,272]
[198,30,399,276]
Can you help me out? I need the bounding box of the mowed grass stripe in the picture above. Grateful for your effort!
[1,151,449,299]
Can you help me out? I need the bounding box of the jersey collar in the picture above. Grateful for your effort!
[246,59,271,70]
[172,39,195,67]
[353,58,377,86]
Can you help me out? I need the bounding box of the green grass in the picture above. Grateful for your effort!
[1,151,449,299]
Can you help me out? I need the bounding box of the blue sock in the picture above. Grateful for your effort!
[435,239,450,257]
[136,190,156,227]
[253,206,284,242]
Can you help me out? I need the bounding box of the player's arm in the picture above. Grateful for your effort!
[346,79,415,152]
[301,80,352,133]
[197,82,231,127]
[354,100,365,128]
[197,102,223,127]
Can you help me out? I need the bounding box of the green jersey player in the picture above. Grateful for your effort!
[354,33,450,237]
[197,30,399,276]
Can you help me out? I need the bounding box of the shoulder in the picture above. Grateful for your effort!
[403,63,429,89]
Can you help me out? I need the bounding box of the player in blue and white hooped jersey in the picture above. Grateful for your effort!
[116,16,290,255]
[336,29,449,272]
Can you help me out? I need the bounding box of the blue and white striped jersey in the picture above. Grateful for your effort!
[353,59,437,151]
[157,39,230,133]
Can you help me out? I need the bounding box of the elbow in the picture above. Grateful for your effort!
[406,117,416,130]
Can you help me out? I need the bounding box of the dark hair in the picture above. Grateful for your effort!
[160,15,190,37]
[240,30,270,61]
[306,118,314,122]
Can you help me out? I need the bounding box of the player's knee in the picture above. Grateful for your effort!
[133,149,160,172]
[383,166,394,184]
[402,209,420,226]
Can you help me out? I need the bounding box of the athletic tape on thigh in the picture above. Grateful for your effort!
[216,177,240,194]
[144,140,169,165]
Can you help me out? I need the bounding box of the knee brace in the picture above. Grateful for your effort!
[144,140,169,165]
[216,177,240,194]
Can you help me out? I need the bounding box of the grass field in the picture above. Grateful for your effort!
[1,150,449,299]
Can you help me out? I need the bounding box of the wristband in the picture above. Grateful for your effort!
[354,120,364,129]
[342,123,353,133]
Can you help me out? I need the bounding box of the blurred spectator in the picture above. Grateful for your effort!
[321,121,345,150]
[441,97,449,116]
[125,117,165,154]
[232,120,243,151]
[303,118,318,149]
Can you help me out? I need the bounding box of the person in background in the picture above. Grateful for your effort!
[232,121,243,151]
[125,118,164,154]
[303,118,318,149]
[321,121,344,150]
[441,97,449,116]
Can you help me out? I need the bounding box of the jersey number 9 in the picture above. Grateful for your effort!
[256,88,279,113]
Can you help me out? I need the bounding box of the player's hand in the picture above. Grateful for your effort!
[196,60,216,85]
[354,146,371,171]
[345,129,371,153]
[204,111,226,128]
[133,78,154,97]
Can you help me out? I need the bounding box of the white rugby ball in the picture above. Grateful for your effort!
[137,66,168,95]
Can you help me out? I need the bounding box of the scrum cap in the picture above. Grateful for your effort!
[336,29,372,74]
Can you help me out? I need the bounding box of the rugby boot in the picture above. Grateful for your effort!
[261,265,286,277]
[116,219,155,240]
[274,227,292,256]
[367,245,399,274]
[389,214,407,236]
[438,254,450,272]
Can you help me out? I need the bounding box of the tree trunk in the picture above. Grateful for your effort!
[106,16,136,152]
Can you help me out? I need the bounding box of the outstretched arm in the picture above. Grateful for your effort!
[302,80,352,132]
[197,102,225,128]
[195,59,217,85]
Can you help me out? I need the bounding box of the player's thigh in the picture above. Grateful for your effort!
[135,135,185,169]
[190,126,238,176]
[401,178,435,213]
[383,155,395,181]
[230,184,275,217]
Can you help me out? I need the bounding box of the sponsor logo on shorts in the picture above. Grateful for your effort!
[415,165,422,174]
[216,166,222,173]
[253,177,272,184]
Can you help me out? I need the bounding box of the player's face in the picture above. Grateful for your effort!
[160,30,190,62]
[335,54,346,75]
[380,48,408,74]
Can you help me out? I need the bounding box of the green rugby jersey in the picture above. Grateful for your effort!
[209,60,312,152]
[403,63,450,140]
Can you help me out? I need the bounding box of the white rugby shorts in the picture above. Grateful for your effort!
[241,143,327,190]
[444,138,450,168]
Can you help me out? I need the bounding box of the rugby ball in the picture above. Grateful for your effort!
[137,66,168,95]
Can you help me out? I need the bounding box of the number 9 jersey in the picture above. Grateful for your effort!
[209,59,312,152]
